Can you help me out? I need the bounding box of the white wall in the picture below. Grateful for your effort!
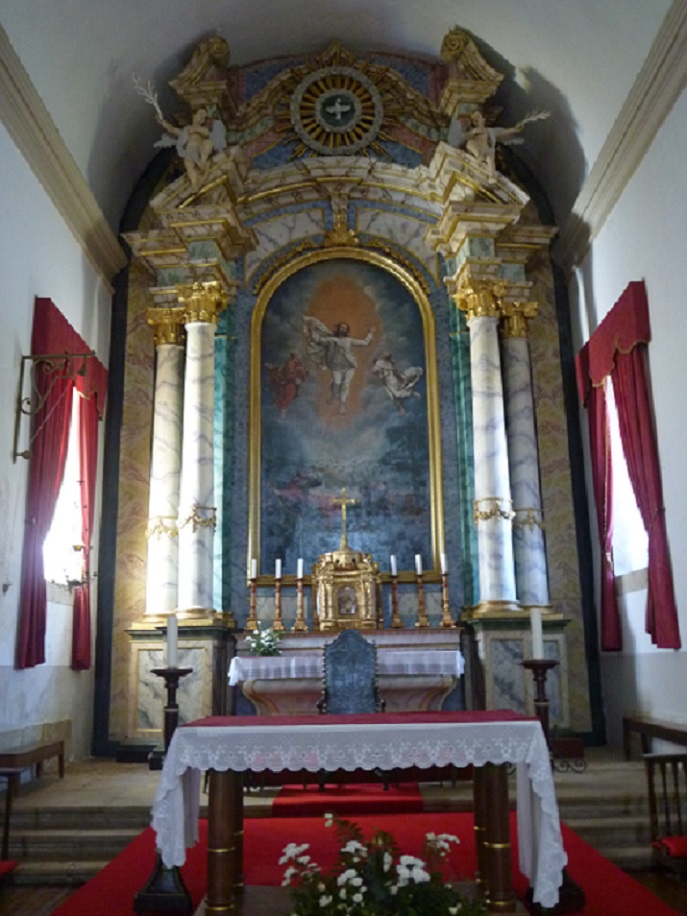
[569,86,687,746]
[0,122,111,759]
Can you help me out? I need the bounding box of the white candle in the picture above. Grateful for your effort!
[531,607,544,658]
[251,558,257,580]
[390,554,397,576]
[297,558,304,580]
[166,614,178,668]
[275,558,282,579]
[441,553,447,575]
[415,553,422,575]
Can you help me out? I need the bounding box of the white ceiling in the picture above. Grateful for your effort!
[0,1,674,233]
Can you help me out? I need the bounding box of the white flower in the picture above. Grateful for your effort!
[383,851,393,872]
[337,868,358,886]
[319,894,333,906]
[352,892,363,903]
[342,840,366,857]
[324,812,334,827]
[279,842,309,864]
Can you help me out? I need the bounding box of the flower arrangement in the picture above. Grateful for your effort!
[280,813,486,915]
[245,625,283,656]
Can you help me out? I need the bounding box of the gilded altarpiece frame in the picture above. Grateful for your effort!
[248,249,444,578]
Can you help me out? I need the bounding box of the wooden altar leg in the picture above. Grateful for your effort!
[206,769,243,914]
[472,765,488,894]
[482,762,516,913]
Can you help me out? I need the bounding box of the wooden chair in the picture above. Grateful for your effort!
[644,752,687,879]
[317,629,386,789]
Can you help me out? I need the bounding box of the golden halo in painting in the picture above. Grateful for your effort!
[290,66,384,155]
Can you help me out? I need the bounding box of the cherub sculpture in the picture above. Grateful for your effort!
[450,107,549,184]
[133,77,227,192]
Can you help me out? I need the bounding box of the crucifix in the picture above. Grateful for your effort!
[331,487,359,549]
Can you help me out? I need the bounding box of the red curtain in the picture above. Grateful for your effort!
[16,298,107,669]
[576,281,680,651]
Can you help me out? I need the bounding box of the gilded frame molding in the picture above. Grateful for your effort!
[248,245,444,579]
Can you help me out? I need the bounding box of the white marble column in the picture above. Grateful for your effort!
[460,282,517,609]
[145,310,185,617]
[177,283,224,615]
[501,310,549,607]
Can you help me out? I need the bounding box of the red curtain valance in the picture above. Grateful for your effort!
[33,297,108,417]
[576,281,650,404]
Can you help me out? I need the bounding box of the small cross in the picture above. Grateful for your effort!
[331,487,359,548]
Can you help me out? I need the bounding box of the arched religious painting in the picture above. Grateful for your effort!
[249,249,443,578]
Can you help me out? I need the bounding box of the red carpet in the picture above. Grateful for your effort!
[51,811,680,915]
[272,781,423,816]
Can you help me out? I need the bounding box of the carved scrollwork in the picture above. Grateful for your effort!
[179,504,217,533]
[146,515,180,539]
[513,507,546,531]
[473,497,515,525]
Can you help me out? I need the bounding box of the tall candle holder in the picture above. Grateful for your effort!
[439,571,455,628]
[135,663,194,914]
[522,658,558,746]
[414,573,430,628]
[292,575,307,632]
[390,571,404,628]
[272,577,285,631]
[245,573,258,630]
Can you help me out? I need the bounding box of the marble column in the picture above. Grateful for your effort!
[457,280,518,610]
[501,306,550,608]
[145,309,185,618]
[177,283,224,616]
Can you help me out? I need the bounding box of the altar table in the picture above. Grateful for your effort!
[149,711,566,913]
[228,649,465,685]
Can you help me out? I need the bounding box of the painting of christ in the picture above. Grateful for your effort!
[255,255,438,577]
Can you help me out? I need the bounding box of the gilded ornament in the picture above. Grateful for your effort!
[146,307,187,347]
[146,516,179,539]
[177,281,226,324]
[473,497,515,525]
[455,279,507,320]
[179,504,218,533]
[513,508,546,531]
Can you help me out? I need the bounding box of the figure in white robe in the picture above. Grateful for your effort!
[303,318,374,414]
[372,353,423,415]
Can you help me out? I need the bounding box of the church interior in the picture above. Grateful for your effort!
[1,1,687,911]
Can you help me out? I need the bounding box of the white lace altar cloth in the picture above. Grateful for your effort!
[151,711,566,908]
[228,649,465,686]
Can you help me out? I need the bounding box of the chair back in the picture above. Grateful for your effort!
[644,752,687,867]
[319,629,382,715]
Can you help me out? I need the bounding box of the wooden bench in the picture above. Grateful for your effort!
[0,740,65,859]
[623,716,687,759]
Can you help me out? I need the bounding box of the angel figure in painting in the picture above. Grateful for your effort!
[452,107,549,184]
[133,77,227,192]
[372,353,423,415]
[303,318,375,414]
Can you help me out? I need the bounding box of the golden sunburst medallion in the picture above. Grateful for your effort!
[290,66,384,155]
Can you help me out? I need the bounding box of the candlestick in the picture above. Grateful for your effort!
[390,563,403,629]
[439,571,455,628]
[414,553,422,575]
[245,577,258,630]
[415,569,429,628]
[166,615,178,668]
[530,607,544,658]
[292,573,307,632]
[275,558,282,579]
[272,576,284,632]
[390,554,397,576]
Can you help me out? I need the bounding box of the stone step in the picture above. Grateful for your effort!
[7,826,139,862]
[10,806,152,831]
[10,858,111,886]
[564,814,650,848]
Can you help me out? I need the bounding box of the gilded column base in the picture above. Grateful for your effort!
[463,600,522,620]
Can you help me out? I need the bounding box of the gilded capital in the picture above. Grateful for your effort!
[500,300,539,339]
[177,281,226,325]
[453,279,507,320]
[146,307,186,347]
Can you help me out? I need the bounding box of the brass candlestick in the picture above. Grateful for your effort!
[390,572,403,628]
[272,578,284,631]
[439,572,455,628]
[246,574,258,630]
[415,573,430,627]
[292,576,307,631]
